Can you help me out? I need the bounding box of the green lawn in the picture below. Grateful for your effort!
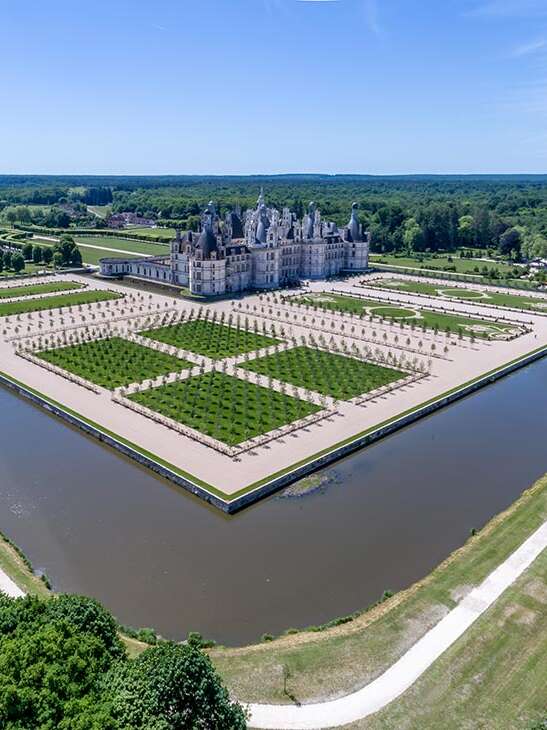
[124,226,176,241]
[141,319,281,359]
[370,253,518,277]
[241,346,406,400]
[0,264,54,278]
[371,278,547,313]
[0,289,121,317]
[73,236,169,256]
[294,292,521,340]
[211,473,547,726]
[0,281,85,300]
[32,238,151,266]
[36,336,191,389]
[128,370,321,445]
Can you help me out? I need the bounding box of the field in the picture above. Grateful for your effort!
[124,226,176,241]
[32,237,160,266]
[241,346,406,400]
[370,252,518,278]
[370,277,547,313]
[141,319,281,359]
[128,370,321,445]
[37,336,192,389]
[294,292,521,340]
[211,474,547,730]
[0,289,121,316]
[73,236,169,256]
[0,281,84,300]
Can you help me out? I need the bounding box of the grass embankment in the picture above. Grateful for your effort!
[0,281,84,300]
[295,292,520,339]
[0,289,121,316]
[372,278,547,312]
[0,533,50,597]
[211,473,547,722]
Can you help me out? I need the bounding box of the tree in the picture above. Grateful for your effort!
[402,218,425,252]
[498,227,522,259]
[53,251,64,269]
[32,246,43,264]
[42,247,53,265]
[108,641,247,729]
[12,253,24,273]
[70,247,83,266]
[22,242,33,260]
[3,250,12,270]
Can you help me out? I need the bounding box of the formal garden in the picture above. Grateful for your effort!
[141,312,280,359]
[127,370,321,446]
[0,288,121,317]
[368,277,547,312]
[36,336,192,389]
[241,345,406,400]
[291,292,523,340]
[0,280,85,300]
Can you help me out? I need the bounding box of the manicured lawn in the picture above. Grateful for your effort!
[33,238,146,266]
[36,336,192,389]
[372,278,547,312]
[141,319,281,359]
[0,281,84,300]
[128,371,321,445]
[241,346,406,400]
[294,292,521,339]
[124,226,176,241]
[0,289,121,316]
[369,253,517,277]
[74,236,169,256]
[211,473,547,725]
[0,264,54,278]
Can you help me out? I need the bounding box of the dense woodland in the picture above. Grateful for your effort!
[1,175,547,261]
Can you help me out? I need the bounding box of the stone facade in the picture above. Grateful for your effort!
[99,191,370,295]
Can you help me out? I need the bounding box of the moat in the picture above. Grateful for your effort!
[0,357,545,646]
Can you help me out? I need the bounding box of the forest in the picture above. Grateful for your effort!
[1,175,547,260]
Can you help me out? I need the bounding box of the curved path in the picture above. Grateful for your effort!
[248,520,547,729]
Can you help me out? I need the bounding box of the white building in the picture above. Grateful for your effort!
[99,191,370,295]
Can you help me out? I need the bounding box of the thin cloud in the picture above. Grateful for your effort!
[512,38,547,57]
[362,0,382,35]
[467,0,547,18]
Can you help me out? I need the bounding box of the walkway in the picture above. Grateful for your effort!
[248,520,547,729]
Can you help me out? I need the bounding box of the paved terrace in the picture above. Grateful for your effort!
[0,274,545,504]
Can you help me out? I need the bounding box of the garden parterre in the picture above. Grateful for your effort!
[292,292,522,340]
[140,317,280,359]
[369,278,547,312]
[0,281,85,300]
[0,289,121,317]
[36,336,193,389]
[241,345,406,401]
[128,370,321,446]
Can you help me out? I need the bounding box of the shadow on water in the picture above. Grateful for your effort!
[0,358,545,646]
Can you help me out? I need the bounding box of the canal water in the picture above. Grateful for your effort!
[0,358,545,646]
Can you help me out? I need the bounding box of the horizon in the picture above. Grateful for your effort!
[3,0,547,175]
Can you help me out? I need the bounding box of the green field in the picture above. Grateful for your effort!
[0,289,121,317]
[141,319,281,359]
[37,336,191,389]
[370,253,518,277]
[0,263,54,278]
[0,281,84,300]
[32,236,164,265]
[128,370,320,445]
[211,474,547,730]
[124,226,176,241]
[241,346,406,400]
[294,292,521,340]
[370,278,547,313]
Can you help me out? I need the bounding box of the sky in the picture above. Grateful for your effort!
[1,0,547,175]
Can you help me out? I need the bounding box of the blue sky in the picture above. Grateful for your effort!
[2,0,547,174]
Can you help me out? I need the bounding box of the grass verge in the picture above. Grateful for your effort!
[210,473,547,710]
